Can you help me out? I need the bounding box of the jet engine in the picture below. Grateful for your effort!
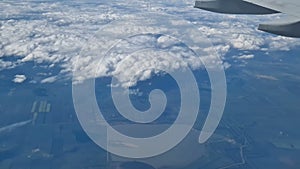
[195,0,278,14]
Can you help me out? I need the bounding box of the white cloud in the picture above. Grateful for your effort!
[256,74,278,81]
[0,0,299,86]
[236,54,255,60]
[13,75,26,83]
[41,76,57,84]
[0,60,16,70]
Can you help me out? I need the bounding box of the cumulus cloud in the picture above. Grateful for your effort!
[41,76,57,83]
[72,32,219,87]
[0,0,299,86]
[0,60,17,71]
[13,75,26,83]
[235,54,255,60]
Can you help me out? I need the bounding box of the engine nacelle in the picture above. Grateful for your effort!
[195,0,279,14]
[259,21,300,38]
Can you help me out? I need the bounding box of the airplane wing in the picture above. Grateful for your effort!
[194,0,300,38]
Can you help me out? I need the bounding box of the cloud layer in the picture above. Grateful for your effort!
[1,0,299,86]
